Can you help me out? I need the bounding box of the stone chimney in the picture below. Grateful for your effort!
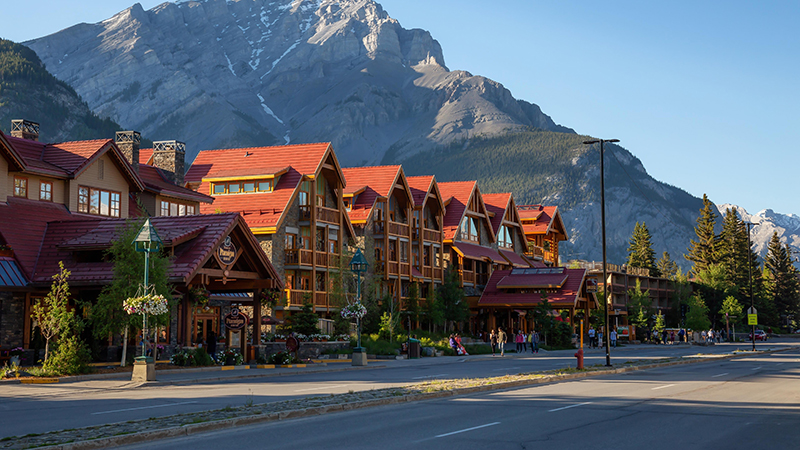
[115,131,141,173]
[10,119,39,141]
[152,140,186,186]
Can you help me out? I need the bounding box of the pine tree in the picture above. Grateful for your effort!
[764,232,800,324]
[685,194,719,275]
[627,222,659,277]
[655,251,679,279]
[716,208,751,293]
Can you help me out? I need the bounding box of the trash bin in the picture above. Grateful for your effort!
[408,338,421,359]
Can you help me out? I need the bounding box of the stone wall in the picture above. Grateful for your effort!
[0,291,24,348]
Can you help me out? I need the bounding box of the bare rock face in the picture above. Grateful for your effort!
[27,0,568,164]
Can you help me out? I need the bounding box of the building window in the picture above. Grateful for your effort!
[316,177,327,207]
[211,179,273,195]
[300,227,311,250]
[343,198,353,212]
[78,186,120,217]
[400,243,408,263]
[39,181,53,201]
[498,226,514,249]
[328,238,338,254]
[13,177,27,198]
[423,245,431,266]
[286,233,296,250]
[160,200,195,216]
[460,216,479,242]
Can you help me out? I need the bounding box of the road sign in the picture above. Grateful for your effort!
[747,306,757,315]
[748,314,758,325]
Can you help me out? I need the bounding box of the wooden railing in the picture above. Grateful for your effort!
[316,206,339,224]
[285,249,313,266]
[423,228,441,242]
[400,263,410,276]
[433,268,443,280]
[423,266,433,279]
[388,221,409,237]
[387,261,399,275]
[288,289,312,306]
[314,292,328,307]
[462,271,475,284]
[315,251,328,267]
[525,245,544,259]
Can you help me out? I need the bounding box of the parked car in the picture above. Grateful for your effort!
[749,329,768,341]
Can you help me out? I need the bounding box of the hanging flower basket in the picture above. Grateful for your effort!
[123,293,169,316]
[340,302,367,320]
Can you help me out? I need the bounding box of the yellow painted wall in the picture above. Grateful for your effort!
[70,153,130,217]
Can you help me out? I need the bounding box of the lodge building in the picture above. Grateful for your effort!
[0,120,282,361]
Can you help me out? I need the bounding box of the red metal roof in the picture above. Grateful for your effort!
[407,175,434,207]
[500,249,531,268]
[138,164,213,204]
[0,197,76,279]
[482,193,511,235]
[452,242,506,264]
[479,268,588,307]
[518,205,566,238]
[185,143,341,231]
[438,181,476,240]
[34,213,281,287]
[139,148,154,165]
[341,165,403,223]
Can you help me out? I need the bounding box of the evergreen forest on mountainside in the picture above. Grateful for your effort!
[0,39,126,142]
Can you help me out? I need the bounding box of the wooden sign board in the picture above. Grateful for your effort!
[224,307,247,330]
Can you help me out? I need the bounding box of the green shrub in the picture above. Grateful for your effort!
[43,335,91,375]
[464,344,493,355]
[190,348,215,366]
[267,351,297,365]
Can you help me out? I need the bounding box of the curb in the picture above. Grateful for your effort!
[37,347,794,450]
[144,364,385,386]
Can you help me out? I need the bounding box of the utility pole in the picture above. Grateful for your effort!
[744,221,755,351]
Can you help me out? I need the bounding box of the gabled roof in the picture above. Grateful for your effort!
[0,197,75,279]
[3,134,144,191]
[185,143,353,237]
[407,175,445,214]
[138,164,213,204]
[483,193,527,245]
[518,204,569,240]
[479,268,592,307]
[139,148,154,166]
[34,213,282,287]
[437,181,495,243]
[341,165,412,224]
[0,131,26,172]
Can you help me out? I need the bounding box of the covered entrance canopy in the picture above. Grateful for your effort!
[477,267,598,333]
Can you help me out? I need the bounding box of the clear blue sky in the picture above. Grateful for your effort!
[2,0,798,216]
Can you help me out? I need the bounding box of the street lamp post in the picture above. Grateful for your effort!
[583,138,619,367]
[349,249,369,351]
[132,218,163,360]
[744,221,755,351]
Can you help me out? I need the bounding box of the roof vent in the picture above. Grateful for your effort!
[10,119,39,141]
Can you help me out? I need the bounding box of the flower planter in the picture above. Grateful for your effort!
[0,249,13,258]
[225,355,236,366]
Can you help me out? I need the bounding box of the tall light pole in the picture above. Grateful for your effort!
[132,218,163,361]
[744,221,755,351]
[583,138,619,367]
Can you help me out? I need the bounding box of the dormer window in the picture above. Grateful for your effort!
[461,216,479,243]
[212,178,273,195]
[343,198,353,211]
[498,226,514,249]
[13,176,27,198]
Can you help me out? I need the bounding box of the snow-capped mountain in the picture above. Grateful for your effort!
[718,203,800,262]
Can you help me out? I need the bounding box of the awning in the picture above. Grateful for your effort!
[452,242,506,264]
[261,315,284,325]
[500,250,530,268]
[411,267,424,279]
[0,257,26,287]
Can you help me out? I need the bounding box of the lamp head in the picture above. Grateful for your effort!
[349,248,369,274]
[132,218,163,253]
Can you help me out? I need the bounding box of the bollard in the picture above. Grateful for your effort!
[574,348,584,370]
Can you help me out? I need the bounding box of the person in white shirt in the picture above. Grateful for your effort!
[610,329,617,348]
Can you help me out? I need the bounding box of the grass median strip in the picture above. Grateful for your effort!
[0,352,772,450]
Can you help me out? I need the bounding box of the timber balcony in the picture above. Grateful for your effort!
[420,266,443,280]
[373,220,411,237]
[298,206,339,225]
[460,270,489,286]
[524,245,545,260]
[376,261,411,278]
[286,290,330,308]
[285,249,342,268]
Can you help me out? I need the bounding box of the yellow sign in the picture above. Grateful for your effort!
[747,314,758,325]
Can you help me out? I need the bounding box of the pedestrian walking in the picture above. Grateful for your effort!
[588,327,596,348]
[610,329,617,348]
[701,330,707,342]
[598,330,604,347]
[670,330,675,344]
[528,330,534,353]
[532,330,539,353]
[515,330,524,353]
[490,329,498,356]
[498,327,507,356]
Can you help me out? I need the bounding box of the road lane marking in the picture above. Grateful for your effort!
[293,384,349,392]
[492,367,520,371]
[751,367,762,371]
[549,402,593,412]
[435,422,501,438]
[712,373,729,378]
[651,384,676,390]
[91,401,198,415]
[776,363,784,365]
[412,374,448,379]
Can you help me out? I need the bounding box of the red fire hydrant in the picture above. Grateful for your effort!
[574,348,584,370]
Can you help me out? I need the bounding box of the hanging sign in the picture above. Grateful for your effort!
[747,306,758,325]
[224,307,247,330]
[217,236,237,266]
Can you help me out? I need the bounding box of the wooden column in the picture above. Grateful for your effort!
[252,290,262,361]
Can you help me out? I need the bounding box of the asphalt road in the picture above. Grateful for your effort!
[120,348,800,450]
[1,340,796,439]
